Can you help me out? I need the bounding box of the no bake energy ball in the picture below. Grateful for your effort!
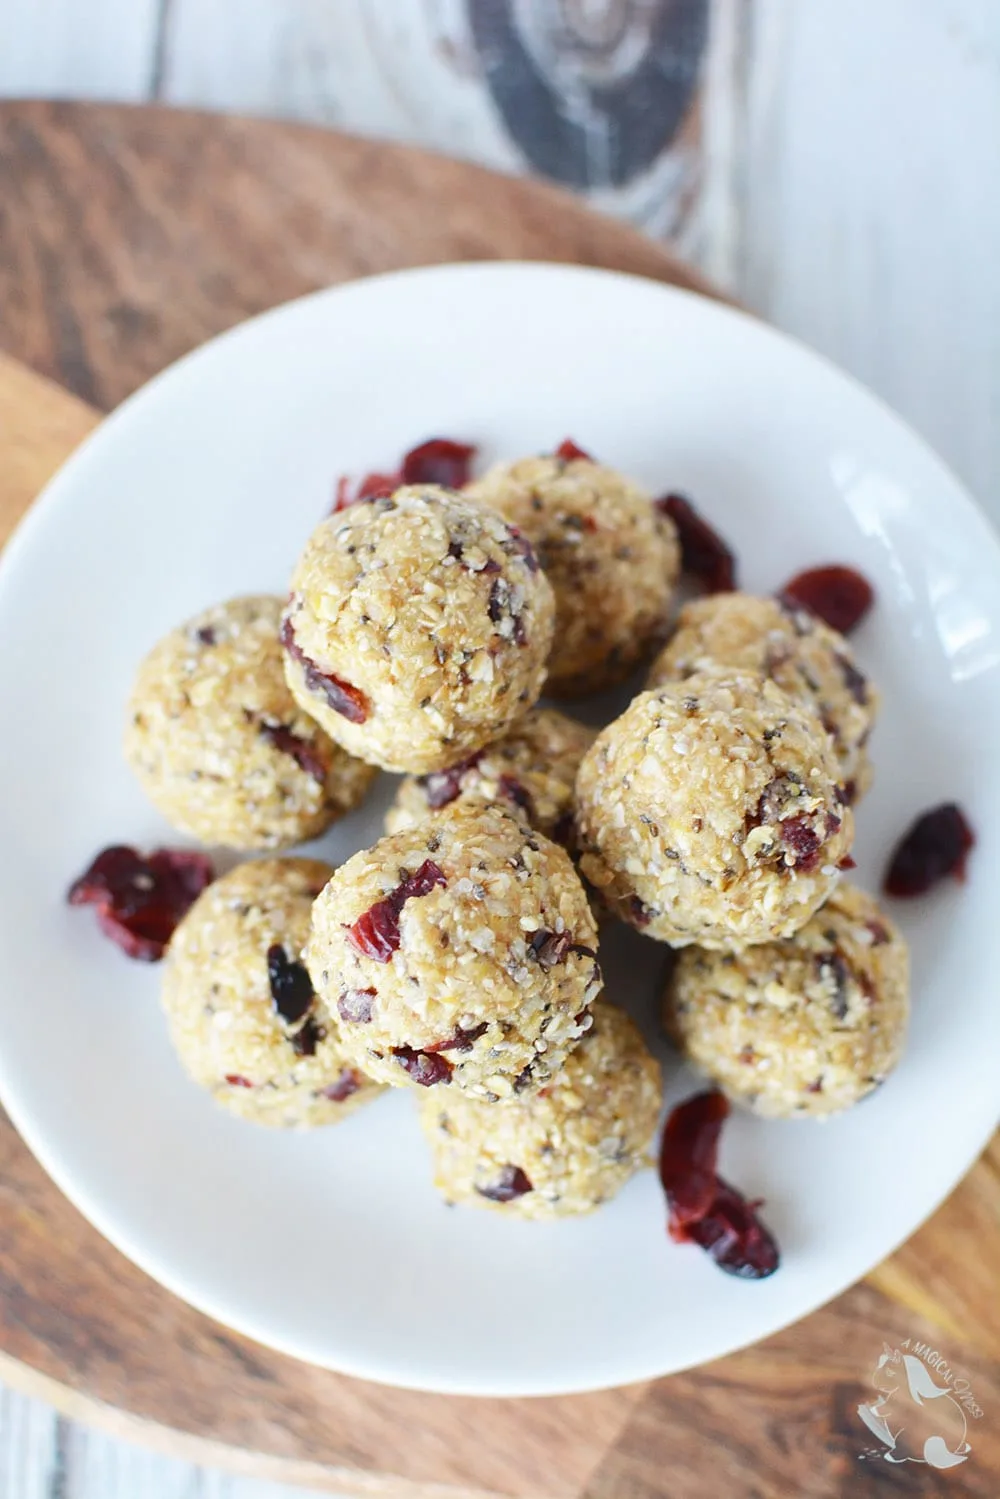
[466,453,679,695]
[307,801,601,1100]
[125,595,375,850]
[162,859,382,1128]
[282,486,555,773]
[384,706,596,850]
[419,1000,662,1217]
[664,884,909,1117]
[575,669,854,948]
[648,592,878,800]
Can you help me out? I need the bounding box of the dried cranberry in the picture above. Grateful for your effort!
[866,919,890,946]
[225,1074,254,1088]
[527,929,572,968]
[337,987,376,1023]
[659,1090,779,1280]
[655,493,736,593]
[392,1046,452,1086]
[332,471,400,511]
[554,438,592,462]
[506,525,540,573]
[425,1021,488,1054]
[779,815,826,872]
[280,616,368,724]
[322,1069,362,1102]
[476,1165,533,1202]
[884,802,975,897]
[317,673,367,724]
[266,944,315,1025]
[660,1088,728,1231]
[67,845,214,961]
[346,860,446,961]
[498,774,534,818]
[195,625,217,646]
[418,752,482,810]
[259,722,328,786]
[682,1178,780,1279]
[347,909,398,964]
[401,438,477,489]
[292,1017,326,1057]
[779,565,874,635]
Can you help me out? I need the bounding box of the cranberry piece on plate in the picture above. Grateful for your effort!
[659,1089,780,1280]
[884,802,975,897]
[779,565,874,635]
[655,493,736,593]
[67,845,213,962]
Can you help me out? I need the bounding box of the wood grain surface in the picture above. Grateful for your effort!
[0,101,717,413]
[0,101,996,1497]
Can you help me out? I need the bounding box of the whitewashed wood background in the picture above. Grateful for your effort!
[0,1,998,1495]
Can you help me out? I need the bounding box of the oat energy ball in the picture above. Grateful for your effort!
[419,1000,661,1217]
[575,670,854,948]
[162,859,382,1128]
[466,453,679,696]
[665,884,909,1117]
[282,486,555,774]
[384,707,596,849]
[648,593,878,801]
[125,596,375,850]
[307,801,601,1099]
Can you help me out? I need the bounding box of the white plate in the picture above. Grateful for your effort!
[0,263,997,1398]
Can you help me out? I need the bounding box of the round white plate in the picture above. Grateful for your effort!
[0,263,997,1398]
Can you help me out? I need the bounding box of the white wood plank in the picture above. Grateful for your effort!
[0,1385,60,1499]
[159,0,517,166]
[57,1408,333,1498]
[0,0,160,102]
[160,0,708,240]
[737,0,1000,510]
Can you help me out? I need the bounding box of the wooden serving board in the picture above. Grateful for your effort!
[0,101,997,1497]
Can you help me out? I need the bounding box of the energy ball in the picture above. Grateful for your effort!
[575,669,854,948]
[162,859,382,1128]
[419,1000,662,1218]
[465,453,679,696]
[125,595,375,850]
[648,592,878,801]
[384,706,596,850]
[307,801,601,1100]
[664,884,909,1117]
[282,486,555,773]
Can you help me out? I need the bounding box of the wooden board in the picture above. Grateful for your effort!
[0,101,996,1497]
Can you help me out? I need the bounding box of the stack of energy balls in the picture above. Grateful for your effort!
[125,449,908,1220]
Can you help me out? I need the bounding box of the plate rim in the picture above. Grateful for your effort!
[0,259,998,1397]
